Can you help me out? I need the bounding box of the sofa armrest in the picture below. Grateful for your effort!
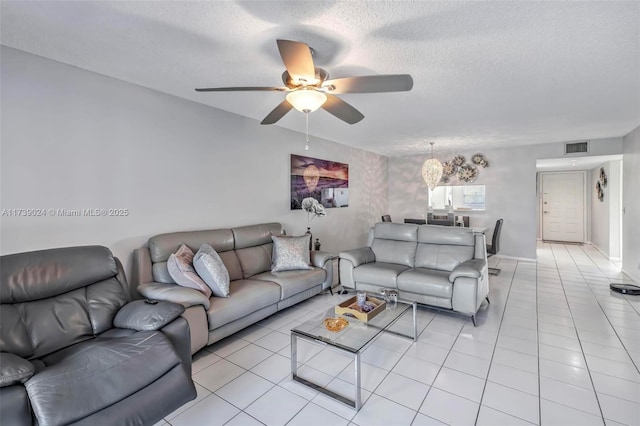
[114,300,185,331]
[311,251,336,290]
[339,247,375,268]
[131,247,153,293]
[138,282,211,310]
[160,316,193,376]
[0,353,35,387]
[449,259,487,282]
[311,251,335,268]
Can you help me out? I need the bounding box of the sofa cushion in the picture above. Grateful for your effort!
[236,245,273,279]
[206,280,281,329]
[397,268,453,298]
[167,245,212,298]
[374,222,418,242]
[0,245,117,304]
[25,331,180,426]
[0,304,33,358]
[414,244,474,272]
[219,251,243,282]
[353,262,410,287]
[148,229,235,263]
[152,262,174,284]
[232,223,282,249]
[252,268,325,299]
[271,235,312,272]
[193,244,230,297]
[418,226,475,245]
[371,239,417,267]
[1,246,129,360]
[4,277,129,360]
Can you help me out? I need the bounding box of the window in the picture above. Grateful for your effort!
[428,185,485,211]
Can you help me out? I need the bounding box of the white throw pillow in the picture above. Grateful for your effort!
[193,243,230,298]
[167,244,212,298]
[271,235,313,272]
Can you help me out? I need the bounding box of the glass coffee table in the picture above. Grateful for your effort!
[290,297,417,411]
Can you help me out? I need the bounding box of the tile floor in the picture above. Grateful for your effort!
[156,243,640,426]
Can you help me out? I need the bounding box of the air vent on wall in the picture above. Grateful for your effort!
[565,141,589,155]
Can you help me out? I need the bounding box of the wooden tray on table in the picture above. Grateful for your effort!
[335,296,386,322]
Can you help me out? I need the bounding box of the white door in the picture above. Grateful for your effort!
[542,172,585,243]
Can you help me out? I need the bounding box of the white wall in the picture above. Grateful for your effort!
[389,139,623,260]
[608,160,622,260]
[590,163,610,255]
[0,47,388,273]
[623,126,640,283]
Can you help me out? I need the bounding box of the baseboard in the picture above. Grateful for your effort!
[542,240,584,245]
[591,244,610,259]
[495,255,538,263]
[590,243,623,262]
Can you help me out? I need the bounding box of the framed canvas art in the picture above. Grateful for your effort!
[291,154,349,209]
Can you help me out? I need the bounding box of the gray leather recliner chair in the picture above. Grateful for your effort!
[0,246,196,426]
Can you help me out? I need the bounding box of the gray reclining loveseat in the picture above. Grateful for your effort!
[132,222,334,354]
[339,223,489,324]
[0,246,196,426]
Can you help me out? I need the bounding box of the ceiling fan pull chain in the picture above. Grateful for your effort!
[305,112,310,151]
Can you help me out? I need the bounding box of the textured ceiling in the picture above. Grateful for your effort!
[1,1,639,157]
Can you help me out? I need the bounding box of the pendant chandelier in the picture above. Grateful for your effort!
[422,142,443,191]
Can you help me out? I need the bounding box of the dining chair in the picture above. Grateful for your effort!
[487,218,503,275]
[404,218,426,225]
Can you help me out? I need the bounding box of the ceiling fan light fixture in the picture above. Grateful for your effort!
[196,40,412,125]
[286,89,327,113]
[422,142,443,191]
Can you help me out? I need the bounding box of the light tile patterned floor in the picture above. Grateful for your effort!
[157,243,640,426]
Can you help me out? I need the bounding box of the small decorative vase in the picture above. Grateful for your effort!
[356,291,367,307]
[306,227,312,250]
[314,238,321,251]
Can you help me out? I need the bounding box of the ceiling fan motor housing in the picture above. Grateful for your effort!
[282,68,329,88]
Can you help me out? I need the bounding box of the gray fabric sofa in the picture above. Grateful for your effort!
[339,223,489,324]
[0,246,196,426]
[132,223,334,354]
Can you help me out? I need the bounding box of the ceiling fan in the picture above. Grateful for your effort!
[195,39,413,125]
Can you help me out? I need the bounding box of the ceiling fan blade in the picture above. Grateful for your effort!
[323,74,413,94]
[195,86,286,92]
[261,100,293,125]
[276,39,316,83]
[321,94,364,124]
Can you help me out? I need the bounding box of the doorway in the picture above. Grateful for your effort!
[541,172,586,243]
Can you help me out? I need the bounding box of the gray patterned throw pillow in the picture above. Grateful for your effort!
[167,244,213,298]
[193,243,230,297]
[271,235,313,272]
